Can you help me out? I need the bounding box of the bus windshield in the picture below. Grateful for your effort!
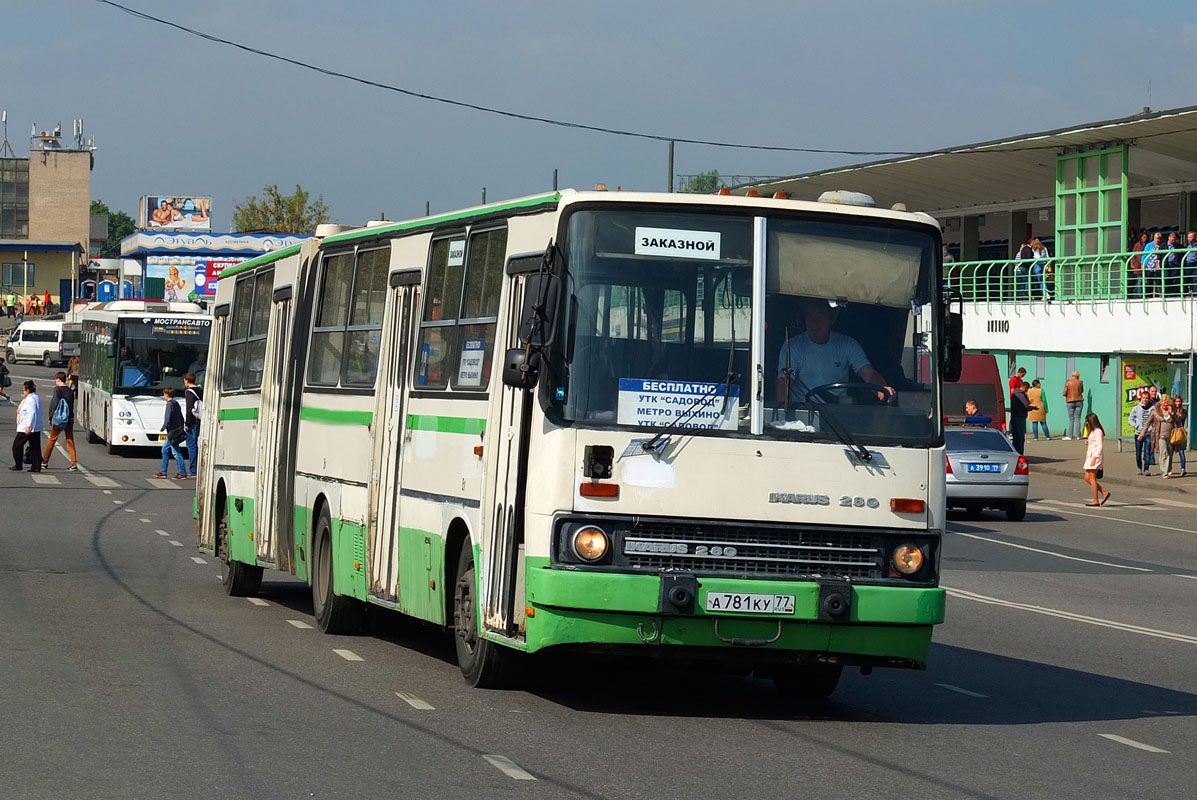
[547,207,940,446]
[115,318,211,394]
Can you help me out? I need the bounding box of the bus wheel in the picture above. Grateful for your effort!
[218,501,263,597]
[772,664,843,707]
[452,545,519,688]
[311,507,362,635]
[87,428,101,444]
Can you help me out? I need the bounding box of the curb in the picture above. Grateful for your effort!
[1029,462,1192,494]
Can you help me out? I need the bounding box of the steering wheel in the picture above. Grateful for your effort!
[804,381,894,406]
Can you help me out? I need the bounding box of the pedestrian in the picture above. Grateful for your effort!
[1129,391,1154,475]
[43,290,52,315]
[1129,231,1148,297]
[183,372,203,478]
[10,380,43,472]
[156,386,188,479]
[1014,239,1034,300]
[1008,366,1027,398]
[1143,232,1164,297]
[1172,395,1188,477]
[41,371,78,471]
[1028,379,1051,440]
[1010,380,1035,455]
[1030,238,1051,300]
[1163,232,1184,296]
[1183,231,1197,295]
[1144,394,1177,478]
[1082,413,1110,507]
[1062,370,1084,439]
[0,357,11,403]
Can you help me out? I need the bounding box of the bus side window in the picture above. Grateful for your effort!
[223,275,256,391]
[308,253,355,386]
[342,248,388,387]
[415,237,463,389]
[453,226,507,390]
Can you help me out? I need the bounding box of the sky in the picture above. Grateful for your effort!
[5,0,1197,231]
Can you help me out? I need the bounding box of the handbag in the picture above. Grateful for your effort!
[1096,468,1104,479]
[1170,426,1187,447]
[167,426,186,446]
[51,398,70,428]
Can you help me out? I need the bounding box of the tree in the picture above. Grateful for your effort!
[89,200,138,259]
[684,169,722,193]
[232,184,330,234]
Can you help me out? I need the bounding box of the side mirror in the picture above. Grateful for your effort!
[943,310,963,383]
[518,272,560,347]
[501,347,540,389]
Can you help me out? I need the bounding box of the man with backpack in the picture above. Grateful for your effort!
[42,371,78,471]
[183,372,203,478]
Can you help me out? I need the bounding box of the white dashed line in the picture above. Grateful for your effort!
[169,540,183,547]
[395,692,435,710]
[286,620,313,629]
[112,500,124,505]
[139,518,151,523]
[1146,496,1197,509]
[333,649,364,662]
[102,489,112,495]
[1025,502,1197,534]
[483,755,536,781]
[31,473,61,485]
[935,683,988,698]
[123,508,135,513]
[86,475,119,488]
[1097,734,1170,753]
[147,478,181,489]
[246,597,269,606]
[947,529,1150,572]
[944,586,1197,644]
[1174,574,1197,581]
[190,556,207,564]
[155,529,170,536]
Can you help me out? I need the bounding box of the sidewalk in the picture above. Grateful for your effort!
[1022,435,1195,494]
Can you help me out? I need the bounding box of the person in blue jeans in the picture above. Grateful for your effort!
[157,386,187,479]
[1129,392,1154,475]
[183,372,203,478]
[1173,396,1188,477]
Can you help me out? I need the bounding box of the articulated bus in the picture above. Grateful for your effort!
[197,189,959,699]
[77,301,212,454]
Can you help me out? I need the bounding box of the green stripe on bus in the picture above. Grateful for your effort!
[405,414,485,435]
[217,242,305,282]
[219,407,260,421]
[300,406,374,426]
[322,193,562,245]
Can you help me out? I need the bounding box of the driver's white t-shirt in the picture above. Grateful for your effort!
[777,331,871,401]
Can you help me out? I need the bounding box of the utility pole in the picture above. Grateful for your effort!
[425,201,430,216]
[667,140,675,192]
[553,168,558,191]
[482,187,487,204]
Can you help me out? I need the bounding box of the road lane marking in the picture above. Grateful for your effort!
[246,598,269,606]
[87,476,120,488]
[1024,502,1197,535]
[112,500,124,505]
[1097,734,1169,753]
[155,529,170,536]
[333,649,363,661]
[395,692,435,710]
[169,540,183,547]
[102,489,111,494]
[1146,496,1197,509]
[139,518,151,523]
[946,529,1151,572]
[1174,574,1197,580]
[30,474,60,485]
[935,683,988,698]
[190,556,207,564]
[147,478,180,489]
[943,586,1197,644]
[286,620,313,629]
[483,755,536,781]
[124,508,135,513]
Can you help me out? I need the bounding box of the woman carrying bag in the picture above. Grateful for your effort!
[1144,395,1177,478]
[1169,396,1187,477]
[1083,413,1110,507]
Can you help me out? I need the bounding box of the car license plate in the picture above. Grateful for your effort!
[966,463,1002,473]
[149,434,162,441]
[704,592,795,615]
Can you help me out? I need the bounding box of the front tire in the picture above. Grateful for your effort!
[311,507,362,634]
[1006,501,1027,521]
[43,352,53,368]
[217,499,263,597]
[452,545,519,688]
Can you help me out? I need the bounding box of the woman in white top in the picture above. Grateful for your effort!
[1083,412,1110,506]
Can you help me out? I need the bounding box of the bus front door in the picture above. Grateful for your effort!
[254,297,293,570]
[366,276,418,604]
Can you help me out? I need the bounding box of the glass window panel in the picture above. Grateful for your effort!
[1104,227,1123,255]
[1082,192,1099,226]
[1059,230,1076,257]
[249,270,273,337]
[1105,149,1123,182]
[423,238,465,322]
[243,339,268,389]
[1081,228,1099,256]
[1061,195,1076,227]
[223,342,246,391]
[460,228,508,320]
[230,277,254,340]
[316,253,354,328]
[308,330,345,386]
[661,289,688,343]
[349,249,388,327]
[453,322,496,390]
[1061,157,1077,190]
[342,328,383,387]
[414,326,455,388]
[1103,189,1122,225]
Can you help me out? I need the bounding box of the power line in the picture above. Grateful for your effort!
[94,0,931,157]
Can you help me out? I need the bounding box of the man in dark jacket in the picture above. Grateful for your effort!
[1009,381,1037,455]
[42,371,78,470]
[157,386,188,479]
[183,372,203,478]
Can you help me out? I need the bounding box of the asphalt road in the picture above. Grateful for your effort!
[1,363,1193,799]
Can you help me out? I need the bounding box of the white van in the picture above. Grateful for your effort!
[4,319,78,366]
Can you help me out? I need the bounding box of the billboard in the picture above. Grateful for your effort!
[1119,358,1189,437]
[145,255,248,298]
[140,195,212,231]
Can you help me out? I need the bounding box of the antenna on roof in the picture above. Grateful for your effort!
[0,110,14,158]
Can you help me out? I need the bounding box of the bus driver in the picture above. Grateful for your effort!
[776,300,894,404]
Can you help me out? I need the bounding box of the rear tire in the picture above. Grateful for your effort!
[43,352,53,368]
[452,544,519,688]
[772,664,843,707]
[311,507,363,634]
[218,499,263,597]
[964,503,983,519]
[1005,502,1027,522]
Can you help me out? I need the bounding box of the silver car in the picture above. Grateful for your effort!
[945,427,1029,521]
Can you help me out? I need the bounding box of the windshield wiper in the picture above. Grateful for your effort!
[640,369,739,453]
[780,367,872,463]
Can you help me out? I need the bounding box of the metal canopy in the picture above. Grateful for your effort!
[735,105,1197,217]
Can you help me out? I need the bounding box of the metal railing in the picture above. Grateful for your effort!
[944,246,1197,312]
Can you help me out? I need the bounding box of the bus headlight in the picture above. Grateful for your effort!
[892,544,925,575]
[572,526,609,562]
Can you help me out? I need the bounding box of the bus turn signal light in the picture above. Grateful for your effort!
[890,498,926,513]
[579,481,619,498]
[892,544,924,575]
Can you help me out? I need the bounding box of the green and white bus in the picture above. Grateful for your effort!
[196,189,959,699]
